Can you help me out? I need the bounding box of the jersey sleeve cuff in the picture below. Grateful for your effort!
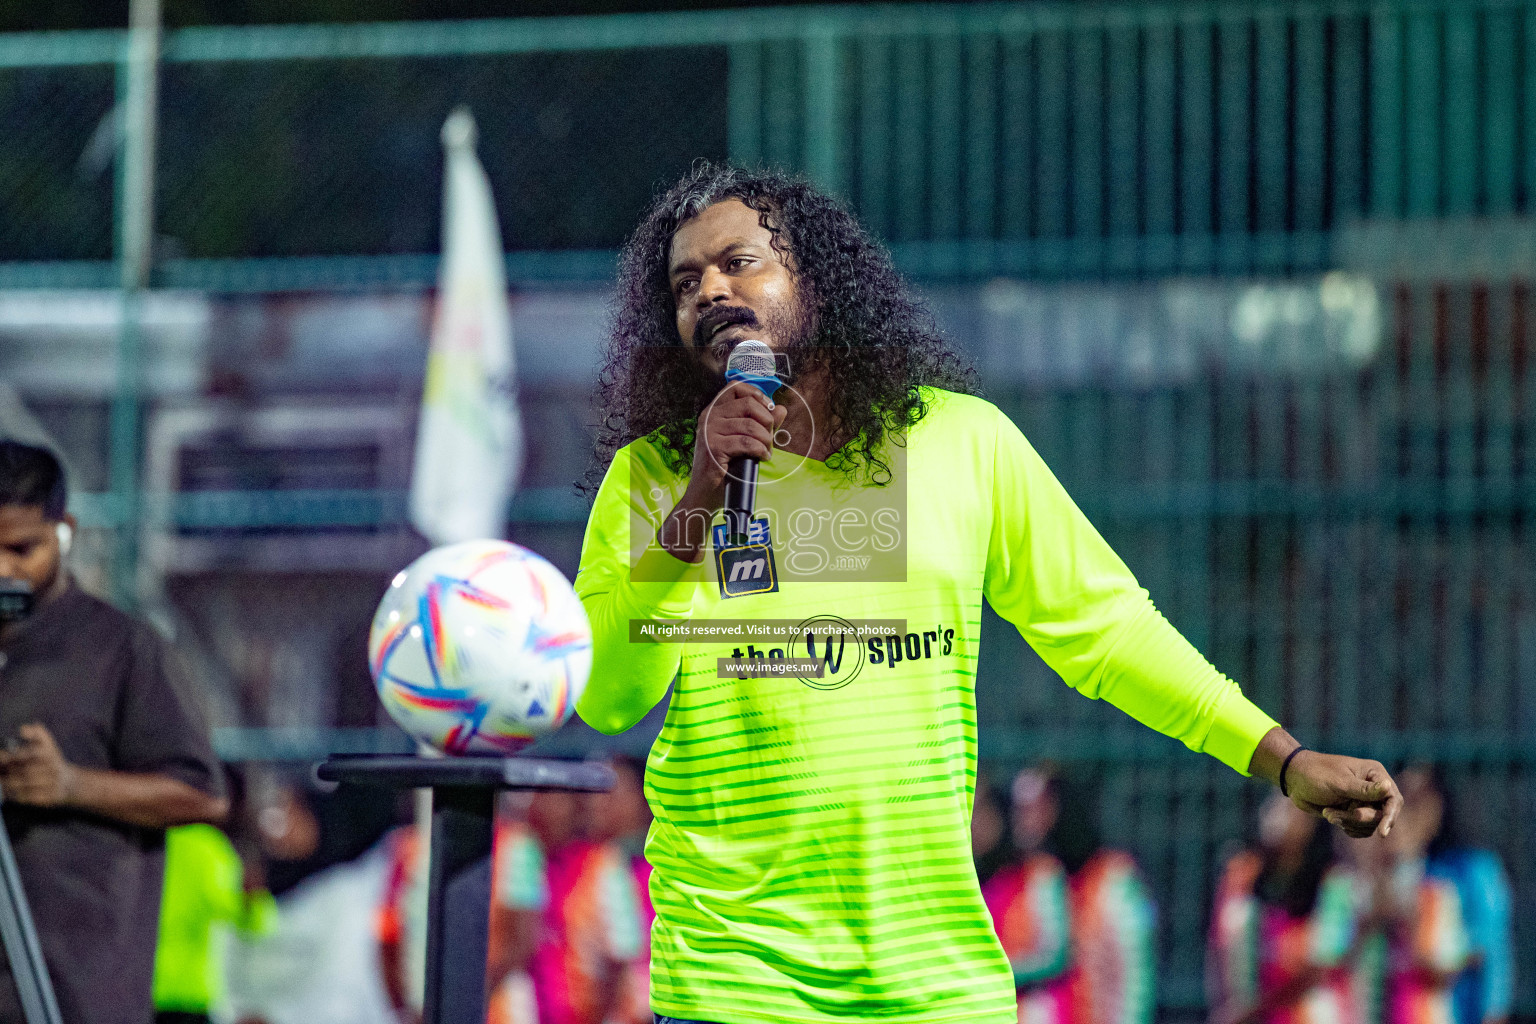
[1202,691,1280,777]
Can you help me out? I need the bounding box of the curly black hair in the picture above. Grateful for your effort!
[582,162,979,496]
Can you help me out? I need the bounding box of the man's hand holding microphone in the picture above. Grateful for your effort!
[661,341,787,563]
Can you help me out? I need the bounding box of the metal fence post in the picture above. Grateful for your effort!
[109,0,160,608]
[802,23,843,197]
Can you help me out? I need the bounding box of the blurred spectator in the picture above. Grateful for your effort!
[253,781,322,876]
[376,794,543,1024]
[971,766,1014,887]
[220,839,394,1024]
[217,774,392,1024]
[375,819,423,1022]
[588,756,655,1024]
[1207,836,1260,1024]
[1374,770,1471,1024]
[255,772,394,898]
[1207,795,1358,1024]
[1334,831,1389,1024]
[982,767,1074,1024]
[0,439,227,1024]
[1422,773,1513,1024]
[1066,825,1155,1024]
[989,765,1157,1024]
[522,787,643,1024]
[487,796,548,1024]
[376,776,645,1024]
[152,767,278,1024]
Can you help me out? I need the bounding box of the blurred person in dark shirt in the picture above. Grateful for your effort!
[0,439,226,1024]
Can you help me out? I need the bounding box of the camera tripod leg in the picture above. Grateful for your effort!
[0,794,63,1024]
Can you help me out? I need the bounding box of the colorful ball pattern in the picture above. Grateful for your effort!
[368,540,592,755]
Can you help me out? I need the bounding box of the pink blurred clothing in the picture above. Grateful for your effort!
[983,853,1075,1024]
[529,839,644,1024]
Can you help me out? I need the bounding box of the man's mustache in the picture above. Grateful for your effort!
[697,305,761,347]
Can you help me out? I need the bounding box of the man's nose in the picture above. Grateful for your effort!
[695,266,732,308]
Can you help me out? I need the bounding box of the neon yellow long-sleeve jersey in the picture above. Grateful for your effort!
[574,388,1277,1024]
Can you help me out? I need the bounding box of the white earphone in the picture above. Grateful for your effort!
[55,522,73,558]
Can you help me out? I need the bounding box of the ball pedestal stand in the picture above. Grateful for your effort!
[317,755,613,1024]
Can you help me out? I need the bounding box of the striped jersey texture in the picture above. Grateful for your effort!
[574,389,1278,1024]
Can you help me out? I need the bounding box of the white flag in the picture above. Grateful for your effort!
[409,107,524,545]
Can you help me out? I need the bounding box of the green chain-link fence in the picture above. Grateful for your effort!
[3,1,1536,1016]
[4,0,1536,283]
[976,279,1536,1010]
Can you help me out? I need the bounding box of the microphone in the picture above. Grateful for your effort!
[722,340,782,544]
[0,578,33,623]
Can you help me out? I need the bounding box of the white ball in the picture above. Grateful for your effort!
[368,540,592,755]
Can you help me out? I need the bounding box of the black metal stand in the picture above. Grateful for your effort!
[316,755,612,1024]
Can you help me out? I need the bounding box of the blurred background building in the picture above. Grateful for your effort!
[2,0,1534,1018]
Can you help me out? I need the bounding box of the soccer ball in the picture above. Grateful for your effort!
[368,540,592,755]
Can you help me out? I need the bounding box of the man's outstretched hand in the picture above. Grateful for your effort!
[1286,753,1402,839]
[1249,727,1403,839]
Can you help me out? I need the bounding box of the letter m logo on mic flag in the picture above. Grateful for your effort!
[410,107,524,545]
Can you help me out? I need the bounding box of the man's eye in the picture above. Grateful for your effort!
[729,258,752,270]
[676,279,697,295]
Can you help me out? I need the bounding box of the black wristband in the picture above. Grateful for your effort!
[1279,746,1307,798]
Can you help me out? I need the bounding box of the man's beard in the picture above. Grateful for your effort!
[622,294,820,429]
[695,294,818,389]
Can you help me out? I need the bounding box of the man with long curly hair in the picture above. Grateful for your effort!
[573,162,1402,1024]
